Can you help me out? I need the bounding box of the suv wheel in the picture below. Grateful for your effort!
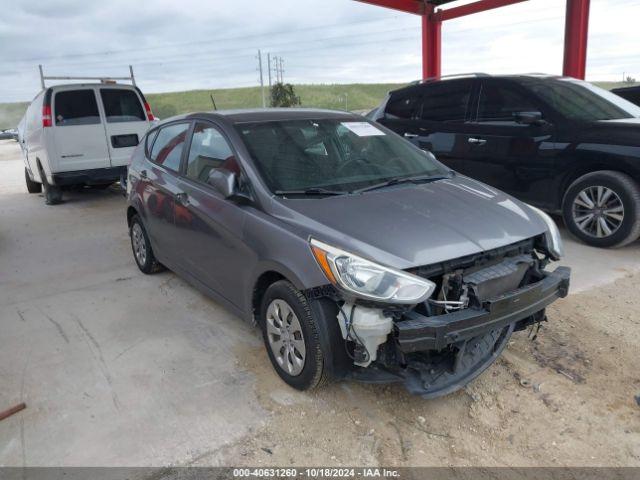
[563,170,640,248]
[130,214,165,274]
[259,280,328,391]
[25,168,42,194]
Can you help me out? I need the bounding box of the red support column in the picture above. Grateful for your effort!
[562,0,590,79]
[422,5,441,79]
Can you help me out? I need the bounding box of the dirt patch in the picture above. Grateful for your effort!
[209,272,640,467]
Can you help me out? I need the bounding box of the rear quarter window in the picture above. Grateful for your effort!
[54,90,101,126]
[100,88,146,123]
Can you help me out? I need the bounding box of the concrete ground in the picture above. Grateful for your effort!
[0,139,639,467]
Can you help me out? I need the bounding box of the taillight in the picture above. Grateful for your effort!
[42,105,52,127]
[143,102,154,121]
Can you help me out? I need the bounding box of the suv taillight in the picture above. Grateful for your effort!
[143,102,154,121]
[42,105,52,127]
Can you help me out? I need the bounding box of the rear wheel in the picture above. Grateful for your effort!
[563,171,640,248]
[129,214,164,274]
[39,167,62,205]
[25,168,42,194]
[259,280,328,391]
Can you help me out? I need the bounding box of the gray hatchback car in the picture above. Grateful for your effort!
[126,108,570,398]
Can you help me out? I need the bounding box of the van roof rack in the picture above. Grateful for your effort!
[38,65,137,89]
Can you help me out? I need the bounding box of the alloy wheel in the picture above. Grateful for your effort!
[132,223,147,266]
[265,299,306,376]
[572,185,624,238]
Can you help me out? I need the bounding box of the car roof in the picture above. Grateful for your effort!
[178,108,362,124]
[390,73,566,94]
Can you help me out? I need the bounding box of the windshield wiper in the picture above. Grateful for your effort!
[353,173,452,194]
[274,187,347,197]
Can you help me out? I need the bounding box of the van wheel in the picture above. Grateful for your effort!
[40,171,62,205]
[562,171,640,248]
[25,168,42,193]
[259,280,328,391]
[129,214,165,274]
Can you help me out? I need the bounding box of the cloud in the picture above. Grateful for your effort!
[0,0,638,102]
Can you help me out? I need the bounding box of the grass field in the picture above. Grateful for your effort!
[1,80,638,130]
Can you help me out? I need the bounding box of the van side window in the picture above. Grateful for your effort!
[54,90,100,126]
[150,123,189,171]
[185,123,236,183]
[100,89,146,123]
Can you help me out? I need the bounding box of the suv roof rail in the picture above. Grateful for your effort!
[38,65,136,89]
[407,72,490,86]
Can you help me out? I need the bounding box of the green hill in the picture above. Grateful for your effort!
[1,81,638,130]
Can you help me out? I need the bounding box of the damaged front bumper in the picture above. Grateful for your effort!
[342,266,571,398]
[395,266,571,352]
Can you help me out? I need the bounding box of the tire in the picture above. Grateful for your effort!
[25,168,42,194]
[562,171,640,248]
[39,167,62,205]
[129,214,165,274]
[259,280,328,391]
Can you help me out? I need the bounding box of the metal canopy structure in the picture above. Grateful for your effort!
[355,0,591,80]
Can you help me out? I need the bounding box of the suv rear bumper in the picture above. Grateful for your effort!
[51,166,127,186]
[395,266,571,352]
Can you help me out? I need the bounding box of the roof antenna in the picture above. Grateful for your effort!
[210,93,217,111]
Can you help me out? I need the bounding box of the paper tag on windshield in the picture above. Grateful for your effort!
[341,122,386,137]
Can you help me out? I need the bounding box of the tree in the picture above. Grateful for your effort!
[270,83,301,108]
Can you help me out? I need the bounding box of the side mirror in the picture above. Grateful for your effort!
[514,111,545,126]
[207,169,237,198]
[207,169,252,204]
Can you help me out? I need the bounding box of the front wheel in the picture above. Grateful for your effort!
[25,168,42,194]
[563,171,640,248]
[259,280,328,391]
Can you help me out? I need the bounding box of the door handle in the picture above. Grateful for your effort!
[174,192,189,206]
[140,169,147,179]
[468,137,487,146]
[404,133,419,139]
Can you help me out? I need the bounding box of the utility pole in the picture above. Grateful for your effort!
[257,49,266,108]
[267,53,272,88]
[279,57,285,83]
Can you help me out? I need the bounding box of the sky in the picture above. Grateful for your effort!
[0,0,639,102]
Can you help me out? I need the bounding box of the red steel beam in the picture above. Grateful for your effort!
[422,4,441,79]
[433,0,528,22]
[354,0,424,15]
[562,0,590,79]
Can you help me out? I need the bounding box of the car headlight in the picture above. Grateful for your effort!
[529,205,564,260]
[310,239,436,304]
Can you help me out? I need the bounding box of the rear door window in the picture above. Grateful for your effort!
[384,89,421,120]
[100,88,146,123]
[54,90,101,126]
[150,123,190,171]
[419,80,473,123]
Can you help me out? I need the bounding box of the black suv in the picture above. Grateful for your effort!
[369,74,640,248]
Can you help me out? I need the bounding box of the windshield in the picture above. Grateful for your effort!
[235,119,449,194]
[530,78,640,121]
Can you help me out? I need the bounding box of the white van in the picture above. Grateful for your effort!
[22,73,154,204]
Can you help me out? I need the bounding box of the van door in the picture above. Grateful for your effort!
[52,88,110,172]
[98,87,150,167]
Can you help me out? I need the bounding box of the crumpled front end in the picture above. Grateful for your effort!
[315,235,570,398]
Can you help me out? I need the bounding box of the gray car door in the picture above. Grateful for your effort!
[172,121,251,307]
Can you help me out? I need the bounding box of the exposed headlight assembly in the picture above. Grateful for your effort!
[529,205,564,260]
[310,239,436,304]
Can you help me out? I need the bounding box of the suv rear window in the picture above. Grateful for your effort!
[54,90,100,126]
[385,90,421,120]
[419,80,472,123]
[100,89,146,123]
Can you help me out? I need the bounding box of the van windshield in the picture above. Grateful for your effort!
[235,119,449,194]
[530,78,640,121]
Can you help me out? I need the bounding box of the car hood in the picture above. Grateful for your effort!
[269,175,549,269]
